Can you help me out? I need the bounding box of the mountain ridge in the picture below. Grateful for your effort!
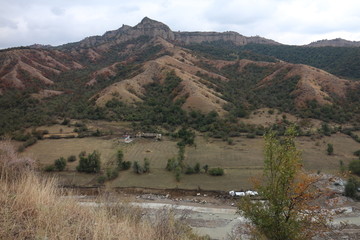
[1,17,360,135]
[58,17,280,50]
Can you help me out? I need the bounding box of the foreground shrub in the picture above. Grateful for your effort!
[0,140,34,181]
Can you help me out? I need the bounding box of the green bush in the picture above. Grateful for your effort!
[133,161,143,174]
[175,166,182,182]
[106,168,119,180]
[117,149,124,170]
[143,158,150,173]
[327,143,334,155]
[133,159,150,174]
[349,159,360,176]
[12,131,31,141]
[194,163,201,173]
[44,165,55,172]
[166,158,178,171]
[23,137,37,148]
[203,164,209,173]
[61,118,70,125]
[246,133,256,139]
[354,150,360,157]
[97,175,107,184]
[67,155,76,162]
[92,129,102,137]
[121,161,132,170]
[345,177,358,198]
[185,166,195,175]
[76,151,101,173]
[208,167,224,176]
[54,157,66,171]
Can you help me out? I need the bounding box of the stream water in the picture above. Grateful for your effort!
[79,201,360,240]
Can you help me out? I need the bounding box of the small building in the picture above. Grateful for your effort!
[136,132,162,140]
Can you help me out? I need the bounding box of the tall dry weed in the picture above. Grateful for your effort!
[0,141,207,240]
[0,140,34,182]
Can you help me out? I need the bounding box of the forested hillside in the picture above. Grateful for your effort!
[186,41,360,80]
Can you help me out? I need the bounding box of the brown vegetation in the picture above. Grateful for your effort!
[0,140,206,240]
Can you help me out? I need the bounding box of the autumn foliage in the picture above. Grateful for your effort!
[239,127,331,240]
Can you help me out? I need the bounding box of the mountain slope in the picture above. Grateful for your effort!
[1,17,360,135]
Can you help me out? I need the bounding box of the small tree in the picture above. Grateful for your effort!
[239,127,331,240]
[327,143,334,155]
[54,157,66,171]
[77,150,101,173]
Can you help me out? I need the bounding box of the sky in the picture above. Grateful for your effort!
[1,0,360,49]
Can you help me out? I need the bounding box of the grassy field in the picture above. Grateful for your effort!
[23,123,360,191]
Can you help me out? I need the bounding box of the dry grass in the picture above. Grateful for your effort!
[0,141,207,240]
[23,128,360,190]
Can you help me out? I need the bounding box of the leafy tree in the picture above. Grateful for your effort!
[76,150,101,173]
[239,127,330,240]
[54,157,66,171]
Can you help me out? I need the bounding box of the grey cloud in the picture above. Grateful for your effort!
[205,0,276,26]
[51,7,65,16]
[0,17,18,29]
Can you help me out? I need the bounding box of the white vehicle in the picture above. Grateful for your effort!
[229,190,258,197]
[245,190,258,196]
[229,190,245,197]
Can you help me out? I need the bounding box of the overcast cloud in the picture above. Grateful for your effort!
[1,0,360,49]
